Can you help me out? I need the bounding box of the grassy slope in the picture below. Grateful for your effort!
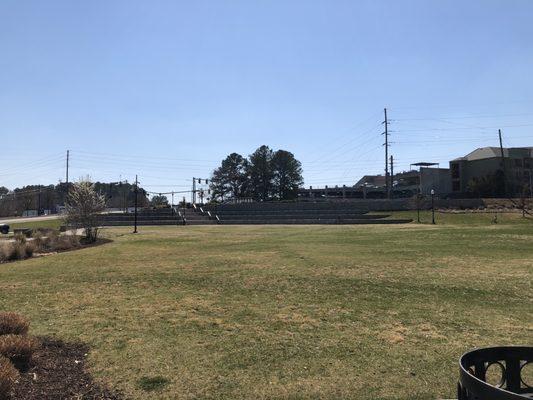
[7,218,62,231]
[0,216,532,399]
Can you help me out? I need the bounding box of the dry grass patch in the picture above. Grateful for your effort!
[0,355,18,400]
[0,313,29,336]
[0,335,39,371]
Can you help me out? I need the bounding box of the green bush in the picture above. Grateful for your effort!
[0,313,29,336]
[0,355,18,400]
[0,334,38,371]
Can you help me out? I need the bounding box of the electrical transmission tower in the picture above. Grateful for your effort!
[382,108,391,199]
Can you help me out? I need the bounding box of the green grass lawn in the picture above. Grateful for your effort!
[0,215,532,399]
[5,218,62,232]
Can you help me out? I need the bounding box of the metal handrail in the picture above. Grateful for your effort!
[215,215,220,223]
[177,211,187,225]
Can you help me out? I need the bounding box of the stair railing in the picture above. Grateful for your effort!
[177,210,187,225]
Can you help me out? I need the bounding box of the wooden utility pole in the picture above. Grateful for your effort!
[192,177,196,205]
[66,150,70,185]
[390,155,394,199]
[498,129,508,197]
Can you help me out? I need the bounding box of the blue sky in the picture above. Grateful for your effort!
[1,0,532,198]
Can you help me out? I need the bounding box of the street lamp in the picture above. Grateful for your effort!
[416,193,421,223]
[431,189,435,224]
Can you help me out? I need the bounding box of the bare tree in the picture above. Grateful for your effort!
[517,184,532,218]
[64,179,106,242]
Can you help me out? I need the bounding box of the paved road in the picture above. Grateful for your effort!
[0,215,61,224]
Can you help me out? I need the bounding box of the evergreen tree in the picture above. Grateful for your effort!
[247,145,274,201]
[210,153,249,201]
[271,150,303,200]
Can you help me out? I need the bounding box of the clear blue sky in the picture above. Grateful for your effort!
[1,0,532,198]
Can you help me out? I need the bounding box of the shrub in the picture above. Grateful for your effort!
[24,242,35,258]
[0,313,29,336]
[8,244,26,261]
[0,245,8,263]
[0,355,18,400]
[13,234,26,244]
[54,235,80,251]
[0,335,38,371]
[32,231,45,251]
[44,231,60,251]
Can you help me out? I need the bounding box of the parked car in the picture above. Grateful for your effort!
[0,224,9,234]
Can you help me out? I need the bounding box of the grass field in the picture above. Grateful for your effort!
[0,214,532,399]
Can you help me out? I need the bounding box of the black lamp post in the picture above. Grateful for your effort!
[431,189,435,224]
[416,193,421,223]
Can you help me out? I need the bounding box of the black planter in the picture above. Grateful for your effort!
[458,347,533,399]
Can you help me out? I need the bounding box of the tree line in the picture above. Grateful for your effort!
[0,182,149,217]
[210,145,303,202]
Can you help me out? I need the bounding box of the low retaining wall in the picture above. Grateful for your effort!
[206,198,486,212]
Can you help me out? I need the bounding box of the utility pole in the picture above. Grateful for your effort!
[382,108,390,199]
[134,175,138,234]
[66,150,70,185]
[38,187,42,215]
[529,168,533,199]
[498,129,508,197]
[390,155,394,199]
[192,177,196,205]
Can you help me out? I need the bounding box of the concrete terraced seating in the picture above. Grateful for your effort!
[100,208,181,226]
[203,202,413,225]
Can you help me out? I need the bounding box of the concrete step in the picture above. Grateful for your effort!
[185,220,217,225]
[215,214,390,220]
[102,216,180,221]
[208,209,369,215]
[101,220,182,226]
[219,218,413,225]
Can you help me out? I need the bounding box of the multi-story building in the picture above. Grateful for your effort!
[450,147,533,195]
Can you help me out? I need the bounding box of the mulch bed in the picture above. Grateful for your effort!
[11,337,122,400]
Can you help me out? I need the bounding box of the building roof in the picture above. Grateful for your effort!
[452,146,533,162]
[354,174,386,188]
[410,162,439,167]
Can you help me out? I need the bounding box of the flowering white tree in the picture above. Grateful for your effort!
[64,179,106,242]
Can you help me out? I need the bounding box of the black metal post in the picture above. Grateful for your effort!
[431,190,435,224]
[417,194,421,223]
[134,175,138,234]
